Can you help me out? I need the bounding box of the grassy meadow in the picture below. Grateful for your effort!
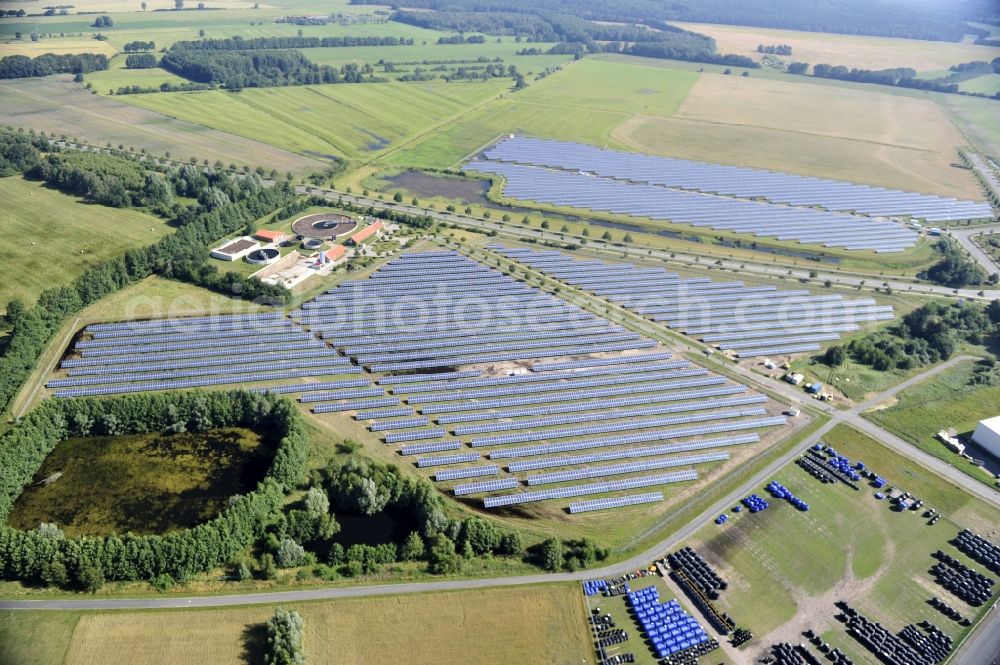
[864,359,1000,487]
[8,428,270,536]
[0,177,172,313]
[683,423,1000,653]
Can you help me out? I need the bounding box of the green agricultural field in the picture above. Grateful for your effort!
[8,428,271,536]
[385,57,699,169]
[959,73,1000,96]
[86,65,187,93]
[116,79,509,161]
[864,359,1000,487]
[935,92,1000,157]
[682,424,1000,654]
[49,584,591,665]
[0,177,172,314]
[0,77,325,174]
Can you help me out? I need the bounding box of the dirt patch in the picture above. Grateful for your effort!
[387,171,491,203]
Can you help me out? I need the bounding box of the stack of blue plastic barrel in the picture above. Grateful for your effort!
[626,586,709,659]
[582,579,608,596]
[741,494,769,513]
[765,480,810,511]
[827,454,861,481]
[714,514,729,525]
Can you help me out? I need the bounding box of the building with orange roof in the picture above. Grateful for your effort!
[346,220,383,246]
[325,245,346,262]
[254,229,287,244]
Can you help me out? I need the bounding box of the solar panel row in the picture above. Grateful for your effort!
[482,470,699,508]
[568,492,664,514]
[506,434,760,472]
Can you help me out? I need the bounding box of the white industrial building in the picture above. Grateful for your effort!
[971,416,1000,458]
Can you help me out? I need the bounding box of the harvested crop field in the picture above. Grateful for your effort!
[0,76,325,174]
[62,585,592,665]
[669,22,1000,72]
[613,73,981,198]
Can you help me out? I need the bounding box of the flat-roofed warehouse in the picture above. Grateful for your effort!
[971,416,1000,458]
[210,237,259,261]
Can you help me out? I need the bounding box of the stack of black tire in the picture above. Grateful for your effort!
[928,597,971,625]
[954,529,1000,575]
[796,456,836,484]
[771,642,804,664]
[596,628,628,649]
[666,547,727,600]
[899,623,952,664]
[659,638,719,665]
[599,654,634,665]
[842,605,936,665]
[930,551,995,607]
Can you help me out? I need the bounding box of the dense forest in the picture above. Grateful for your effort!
[170,35,414,50]
[160,49,383,87]
[823,300,1000,372]
[923,237,993,288]
[0,53,108,79]
[351,0,994,42]
[124,54,158,69]
[392,8,756,68]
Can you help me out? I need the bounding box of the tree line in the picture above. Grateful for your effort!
[0,53,108,79]
[823,299,1000,372]
[123,41,156,53]
[0,390,307,590]
[170,35,414,50]
[757,44,792,55]
[437,34,487,44]
[160,49,385,88]
[352,0,985,42]
[787,62,966,95]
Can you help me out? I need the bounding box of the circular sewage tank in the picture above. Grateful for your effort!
[246,248,280,265]
[301,238,324,251]
[292,213,357,240]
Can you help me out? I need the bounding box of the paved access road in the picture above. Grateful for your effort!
[950,224,1000,276]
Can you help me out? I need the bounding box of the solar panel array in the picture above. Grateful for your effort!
[48,311,391,399]
[306,250,792,511]
[467,160,919,253]
[478,135,993,229]
[494,246,893,357]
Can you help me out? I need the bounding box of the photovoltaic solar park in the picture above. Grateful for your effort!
[465,136,996,253]
[292,250,790,513]
[46,249,795,515]
[492,246,894,359]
